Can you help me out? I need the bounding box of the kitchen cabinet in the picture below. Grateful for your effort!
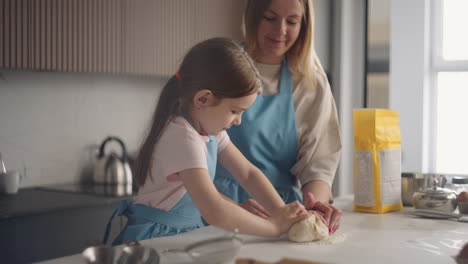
[0,0,245,76]
[0,0,124,73]
[0,188,127,264]
[123,0,246,75]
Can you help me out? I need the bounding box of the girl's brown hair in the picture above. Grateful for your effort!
[134,37,261,186]
[243,0,325,87]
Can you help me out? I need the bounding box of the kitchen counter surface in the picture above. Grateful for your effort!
[37,196,468,264]
[0,187,130,220]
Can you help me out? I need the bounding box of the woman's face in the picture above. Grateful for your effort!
[255,0,304,64]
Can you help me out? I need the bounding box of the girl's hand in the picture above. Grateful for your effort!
[240,199,271,219]
[270,201,309,235]
[303,192,342,233]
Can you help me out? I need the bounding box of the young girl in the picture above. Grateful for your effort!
[102,38,308,245]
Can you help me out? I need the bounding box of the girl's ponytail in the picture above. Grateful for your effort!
[133,75,181,186]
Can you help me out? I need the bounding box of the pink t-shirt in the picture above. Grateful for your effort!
[133,116,230,211]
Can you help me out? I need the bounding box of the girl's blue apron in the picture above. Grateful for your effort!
[102,120,218,245]
[214,58,301,204]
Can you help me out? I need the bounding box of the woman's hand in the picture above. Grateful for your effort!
[269,201,309,235]
[240,199,271,219]
[303,192,342,233]
[307,210,327,226]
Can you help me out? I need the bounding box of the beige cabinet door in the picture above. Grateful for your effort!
[123,0,245,76]
[0,0,123,73]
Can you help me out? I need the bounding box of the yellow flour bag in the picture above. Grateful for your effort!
[353,109,403,213]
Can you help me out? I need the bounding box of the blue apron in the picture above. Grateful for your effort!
[214,58,301,204]
[102,119,218,245]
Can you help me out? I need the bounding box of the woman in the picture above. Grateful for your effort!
[214,0,342,232]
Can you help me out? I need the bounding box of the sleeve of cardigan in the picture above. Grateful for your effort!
[290,71,342,187]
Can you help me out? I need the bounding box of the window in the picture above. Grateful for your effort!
[432,0,468,174]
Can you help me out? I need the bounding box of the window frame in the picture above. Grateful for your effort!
[390,0,468,174]
[431,0,468,173]
[432,0,468,71]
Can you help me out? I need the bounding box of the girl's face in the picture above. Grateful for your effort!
[254,0,304,64]
[197,93,258,136]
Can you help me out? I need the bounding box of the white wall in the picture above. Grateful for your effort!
[390,0,432,173]
[314,0,331,72]
[0,70,164,187]
[331,0,367,196]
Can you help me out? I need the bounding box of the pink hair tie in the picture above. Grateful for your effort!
[174,72,181,79]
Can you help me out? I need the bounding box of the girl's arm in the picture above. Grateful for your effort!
[217,142,286,214]
[219,192,271,218]
[180,168,307,237]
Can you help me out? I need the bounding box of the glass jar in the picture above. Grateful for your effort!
[450,176,468,194]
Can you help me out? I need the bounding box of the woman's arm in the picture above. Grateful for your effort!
[217,142,285,214]
[291,71,342,200]
[301,180,332,203]
[180,167,307,237]
[301,181,342,232]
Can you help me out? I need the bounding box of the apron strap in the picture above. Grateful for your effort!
[102,199,132,244]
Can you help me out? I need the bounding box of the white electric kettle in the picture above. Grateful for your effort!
[93,136,133,186]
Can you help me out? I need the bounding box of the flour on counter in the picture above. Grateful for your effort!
[291,232,348,245]
[316,232,348,244]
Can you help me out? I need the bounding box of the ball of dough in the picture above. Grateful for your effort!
[288,215,329,243]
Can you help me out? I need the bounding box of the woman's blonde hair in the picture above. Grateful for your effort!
[243,0,325,87]
[134,38,261,186]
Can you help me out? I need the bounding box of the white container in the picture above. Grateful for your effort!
[0,170,21,194]
[452,177,468,194]
[0,152,6,174]
[444,175,468,194]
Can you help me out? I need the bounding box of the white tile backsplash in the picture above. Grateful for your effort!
[0,70,166,188]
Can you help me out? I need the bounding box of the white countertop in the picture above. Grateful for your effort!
[37,196,468,264]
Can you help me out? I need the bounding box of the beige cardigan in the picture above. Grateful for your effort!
[254,62,342,188]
